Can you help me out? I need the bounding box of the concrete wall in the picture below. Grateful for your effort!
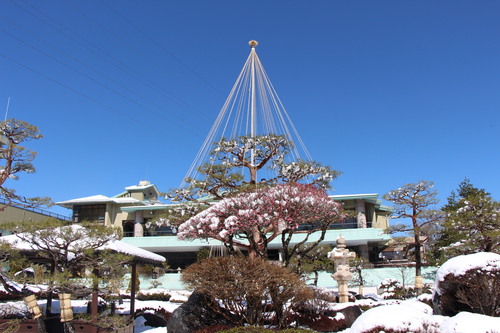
[0,205,53,223]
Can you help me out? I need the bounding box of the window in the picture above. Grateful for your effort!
[73,204,106,223]
[122,220,135,237]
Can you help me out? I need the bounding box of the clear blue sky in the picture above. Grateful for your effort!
[1,1,499,217]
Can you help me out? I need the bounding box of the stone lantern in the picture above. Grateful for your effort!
[328,235,356,303]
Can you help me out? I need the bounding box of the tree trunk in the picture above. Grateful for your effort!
[245,297,263,326]
[313,270,319,286]
[63,322,75,333]
[414,228,423,295]
[249,166,257,184]
[250,228,267,258]
[35,317,47,333]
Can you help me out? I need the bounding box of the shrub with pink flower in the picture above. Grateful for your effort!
[178,183,343,258]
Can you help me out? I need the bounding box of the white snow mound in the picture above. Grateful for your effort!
[350,300,439,333]
[440,311,500,333]
[435,252,500,283]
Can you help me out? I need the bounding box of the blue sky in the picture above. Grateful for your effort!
[1,1,499,217]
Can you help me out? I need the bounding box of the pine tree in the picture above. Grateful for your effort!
[434,179,499,263]
[288,244,335,285]
[167,135,339,203]
[383,181,443,294]
[162,135,342,258]
[0,119,51,210]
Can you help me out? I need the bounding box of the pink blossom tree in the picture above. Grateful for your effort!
[178,183,344,258]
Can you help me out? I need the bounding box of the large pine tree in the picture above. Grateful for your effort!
[434,179,499,263]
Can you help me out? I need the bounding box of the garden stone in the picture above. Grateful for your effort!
[141,312,168,327]
[338,305,362,327]
[167,292,235,333]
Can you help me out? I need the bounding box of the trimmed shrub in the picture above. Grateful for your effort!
[182,256,312,328]
[136,291,171,301]
[135,307,172,322]
[294,314,346,332]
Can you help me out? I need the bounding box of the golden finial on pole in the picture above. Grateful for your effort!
[249,40,258,48]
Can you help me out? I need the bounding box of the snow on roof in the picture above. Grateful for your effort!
[329,193,379,199]
[125,184,156,191]
[104,239,165,263]
[435,252,500,284]
[56,195,141,208]
[0,224,165,264]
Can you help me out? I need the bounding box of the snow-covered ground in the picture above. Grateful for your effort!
[2,289,499,333]
[1,252,499,332]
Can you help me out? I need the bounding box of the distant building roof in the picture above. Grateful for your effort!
[56,195,141,209]
[329,193,393,212]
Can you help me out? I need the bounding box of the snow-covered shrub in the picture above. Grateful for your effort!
[0,301,29,319]
[433,252,500,317]
[291,290,347,332]
[136,291,171,301]
[294,313,346,332]
[378,278,401,299]
[350,301,441,333]
[378,278,431,300]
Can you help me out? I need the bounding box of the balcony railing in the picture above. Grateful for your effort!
[124,217,373,238]
[0,198,71,221]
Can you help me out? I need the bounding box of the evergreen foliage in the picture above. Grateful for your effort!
[168,135,339,203]
[0,119,51,210]
[433,179,499,264]
[0,220,131,295]
[288,244,334,285]
[383,181,444,293]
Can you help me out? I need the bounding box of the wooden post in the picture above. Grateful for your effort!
[91,291,98,333]
[90,267,99,333]
[46,262,56,316]
[130,263,137,316]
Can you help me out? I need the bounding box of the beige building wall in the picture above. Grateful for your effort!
[0,205,53,223]
[112,211,133,228]
[373,213,390,229]
[102,203,136,228]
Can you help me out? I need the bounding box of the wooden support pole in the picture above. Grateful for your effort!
[91,291,98,333]
[46,262,56,316]
[130,263,137,316]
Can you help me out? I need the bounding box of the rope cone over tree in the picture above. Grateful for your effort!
[161,42,343,263]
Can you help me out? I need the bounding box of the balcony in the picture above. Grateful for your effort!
[123,217,372,238]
